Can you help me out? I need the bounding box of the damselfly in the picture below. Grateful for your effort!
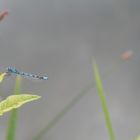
[6,67,48,80]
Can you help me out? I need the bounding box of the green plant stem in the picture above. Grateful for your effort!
[6,76,21,140]
[93,61,116,140]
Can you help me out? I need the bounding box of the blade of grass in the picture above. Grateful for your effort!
[33,58,129,140]
[6,76,21,140]
[93,61,116,140]
[33,82,93,140]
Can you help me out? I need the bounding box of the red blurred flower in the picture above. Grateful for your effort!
[0,10,8,21]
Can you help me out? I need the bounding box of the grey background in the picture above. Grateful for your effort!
[0,0,140,140]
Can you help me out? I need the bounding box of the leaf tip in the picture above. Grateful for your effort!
[0,72,7,83]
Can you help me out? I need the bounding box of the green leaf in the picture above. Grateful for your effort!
[135,136,140,140]
[0,72,7,83]
[93,60,116,140]
[0,94,41,116]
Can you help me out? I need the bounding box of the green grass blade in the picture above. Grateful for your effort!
[33,82,93,140]
[93,61,116,140]
[33,58,128,140]
[6,76,21,140]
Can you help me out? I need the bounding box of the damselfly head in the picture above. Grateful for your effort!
[6,67,18,73]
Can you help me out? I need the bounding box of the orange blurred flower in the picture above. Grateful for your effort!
[120,50,133,60]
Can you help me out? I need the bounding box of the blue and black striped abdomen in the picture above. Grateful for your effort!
[6,67,48,80]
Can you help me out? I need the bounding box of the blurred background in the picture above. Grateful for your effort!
[0,0,140,140]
